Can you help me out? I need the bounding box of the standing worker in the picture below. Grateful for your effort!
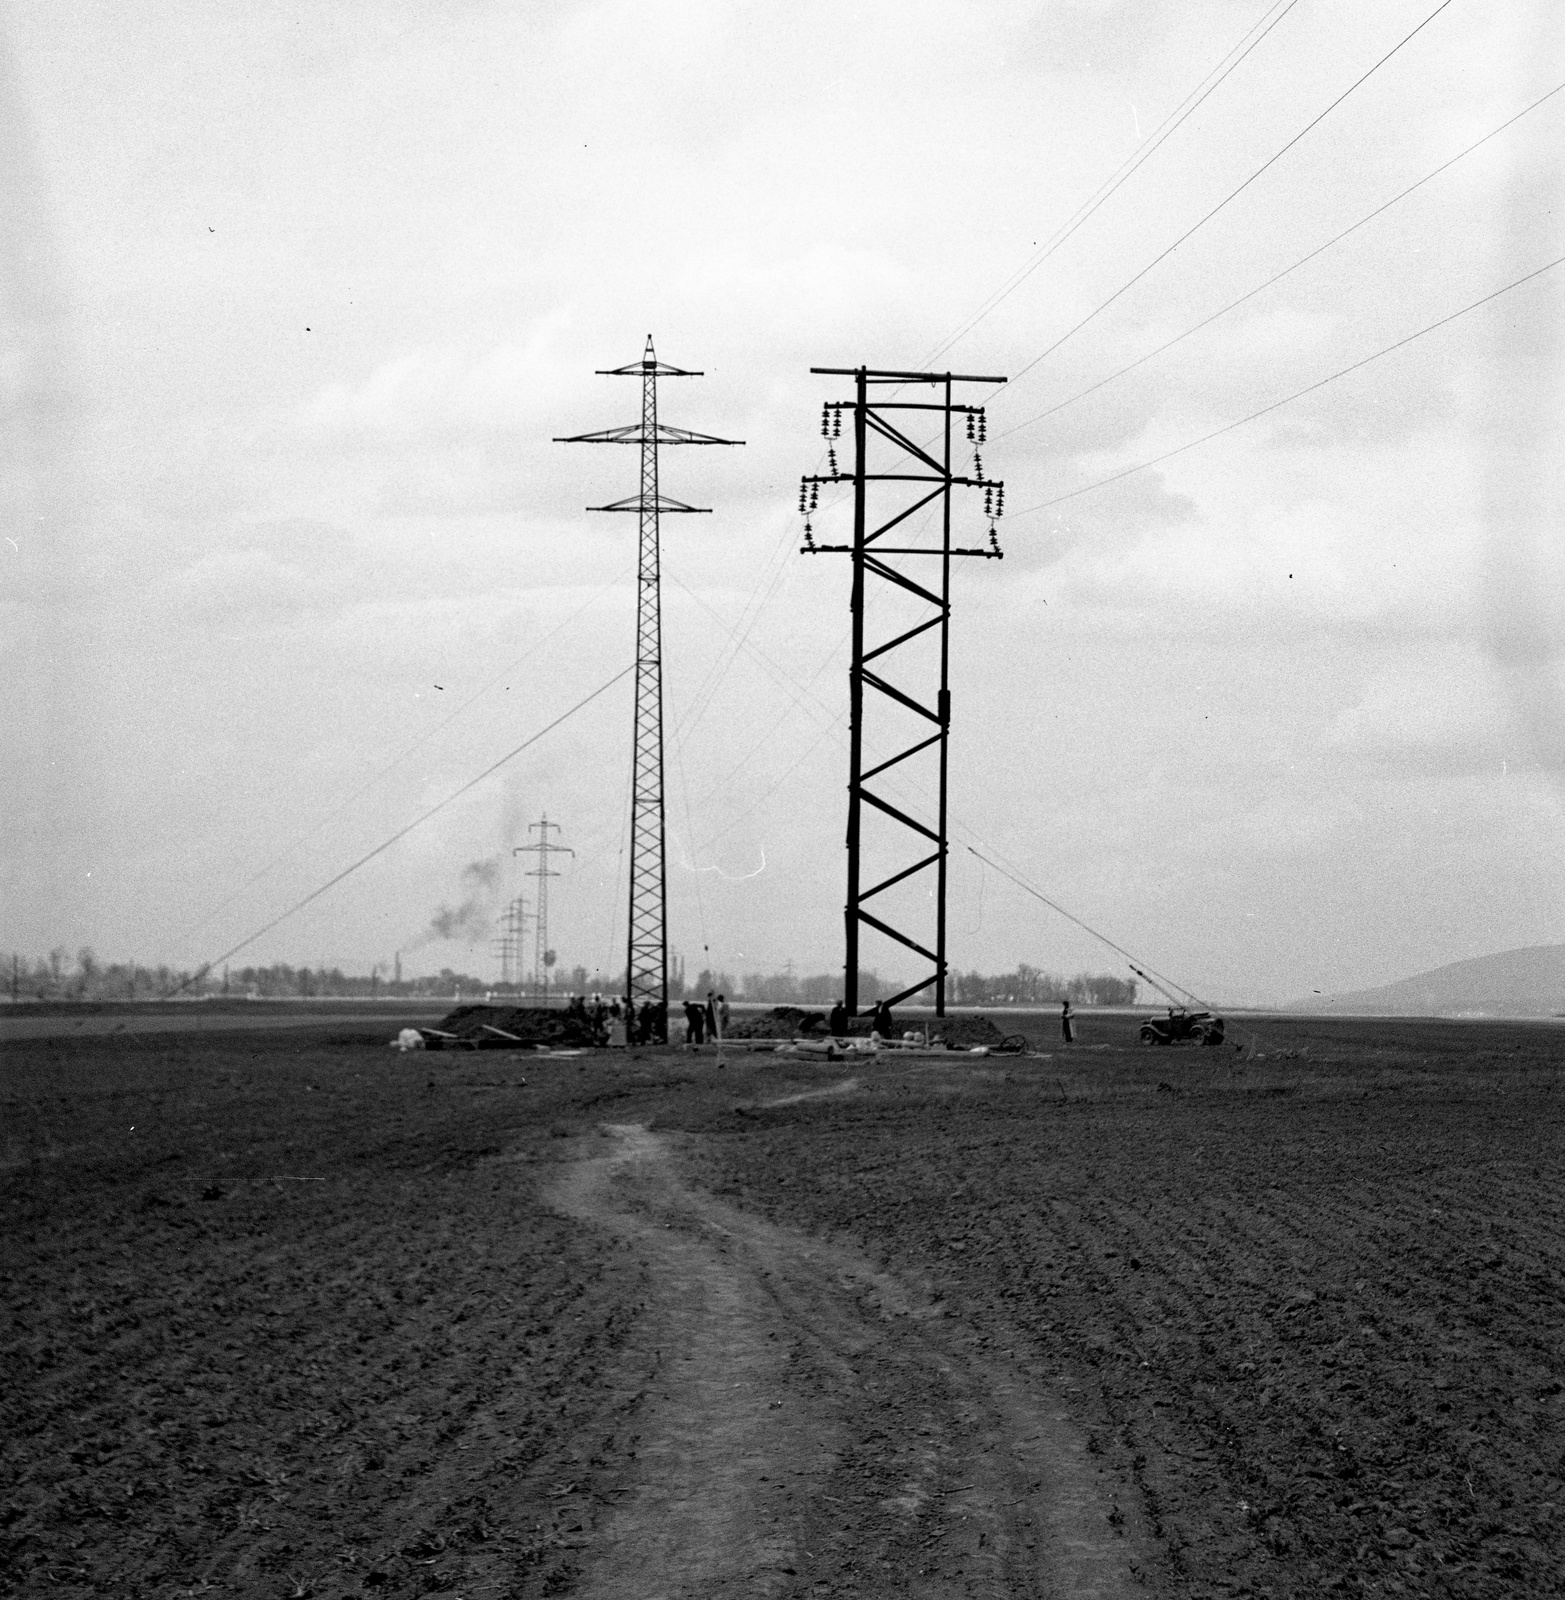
[828,998,849,1037]
[1061,999,1076,1044]
[716,994,731,1038]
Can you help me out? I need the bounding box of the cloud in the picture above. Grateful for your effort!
[299,315,578,440]
[1324,655,1521,778]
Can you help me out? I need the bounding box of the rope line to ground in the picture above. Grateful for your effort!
[163,666,634,996]
[169,557,637,960]
[962,845,1212,1012]
[662,569,1220,1013]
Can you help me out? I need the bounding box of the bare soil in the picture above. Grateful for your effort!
[3,1009,1562,1598]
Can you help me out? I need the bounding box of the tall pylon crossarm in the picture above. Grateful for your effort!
[555,338,743,1037]
[799,366,1007,1017]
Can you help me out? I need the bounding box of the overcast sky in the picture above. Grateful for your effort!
[3,0,1562,1006]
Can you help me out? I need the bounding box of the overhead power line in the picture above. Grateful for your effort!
[165,665,633,994]
[1000,0,1457,394]
[997,77,1565,443]
[1011,250,1565,518]
[170,557,637,956]
[920,0,1304,369]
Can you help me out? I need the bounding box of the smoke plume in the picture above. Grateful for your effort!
[412,857,505,950]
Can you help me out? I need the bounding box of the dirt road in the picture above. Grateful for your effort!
[550,1118,1152,1598]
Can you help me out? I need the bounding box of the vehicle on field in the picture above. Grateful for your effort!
[1139,1007,1225,1047]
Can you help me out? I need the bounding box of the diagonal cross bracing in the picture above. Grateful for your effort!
[800,366,1007,1017]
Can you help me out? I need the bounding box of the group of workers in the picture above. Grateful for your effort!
[681,991,730,1046]
[563,991,1080,1048]
[827,997,898,1038]
[562,992,667,1045]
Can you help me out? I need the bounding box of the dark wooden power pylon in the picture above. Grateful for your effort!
[800,366,1006,1018]
[556,338,743,1034]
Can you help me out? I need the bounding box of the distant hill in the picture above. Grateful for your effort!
[1291,944,1565,1017]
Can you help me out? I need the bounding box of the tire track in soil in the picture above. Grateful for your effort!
[549,1122,1152,1598]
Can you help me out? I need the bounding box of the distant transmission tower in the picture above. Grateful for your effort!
[556,338,743,1032]
[799,365,1007,1018]
[515,816,573,1002]
[493,895,530,988]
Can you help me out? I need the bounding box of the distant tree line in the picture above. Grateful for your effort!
[2,949,497,1002]
[1,948,181,1001]
[221,964,489,999]
[948,965,1137,1005]
[5,949,1133,1008]
[668,965,1133,1006]
[726,969,894,1005]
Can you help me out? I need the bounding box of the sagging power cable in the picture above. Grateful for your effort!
[997,77,1565,443]
[1010,249,1565,518]
[171,559,637,955]
[919,0,1303,370]
[1000,0,1456,394]
[164,666,633,995]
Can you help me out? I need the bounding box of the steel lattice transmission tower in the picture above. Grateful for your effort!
[493,895,530,989]
[514,816,572,1001]
[556,338,743,1030]
[799,365,1007,1018]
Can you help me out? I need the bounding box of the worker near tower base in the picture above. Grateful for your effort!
[828,998,849,1037]
[872,998,896,1039]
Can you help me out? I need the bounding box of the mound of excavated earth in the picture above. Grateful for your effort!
[436,1002,600,1047]
[724,1005,828,1039]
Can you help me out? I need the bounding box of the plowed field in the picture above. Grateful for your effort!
[3,1009,1562,1598]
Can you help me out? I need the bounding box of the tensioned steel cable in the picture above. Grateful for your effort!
[920,0,1304,369]
[668,574,847,820]
[996,77,1565,442]
[660,594,1210,1004]
[665,571,1181,971]
[668,507,808,746]
[164,665,633,995]
[964,844,1210,1008]
[692,711,846,859]
[662,565,1218,1006]
[998,0,1457,396]
[171,557,637,953]
[1009,250,1565,518]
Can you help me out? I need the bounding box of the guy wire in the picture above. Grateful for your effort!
[165,665,633,995]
